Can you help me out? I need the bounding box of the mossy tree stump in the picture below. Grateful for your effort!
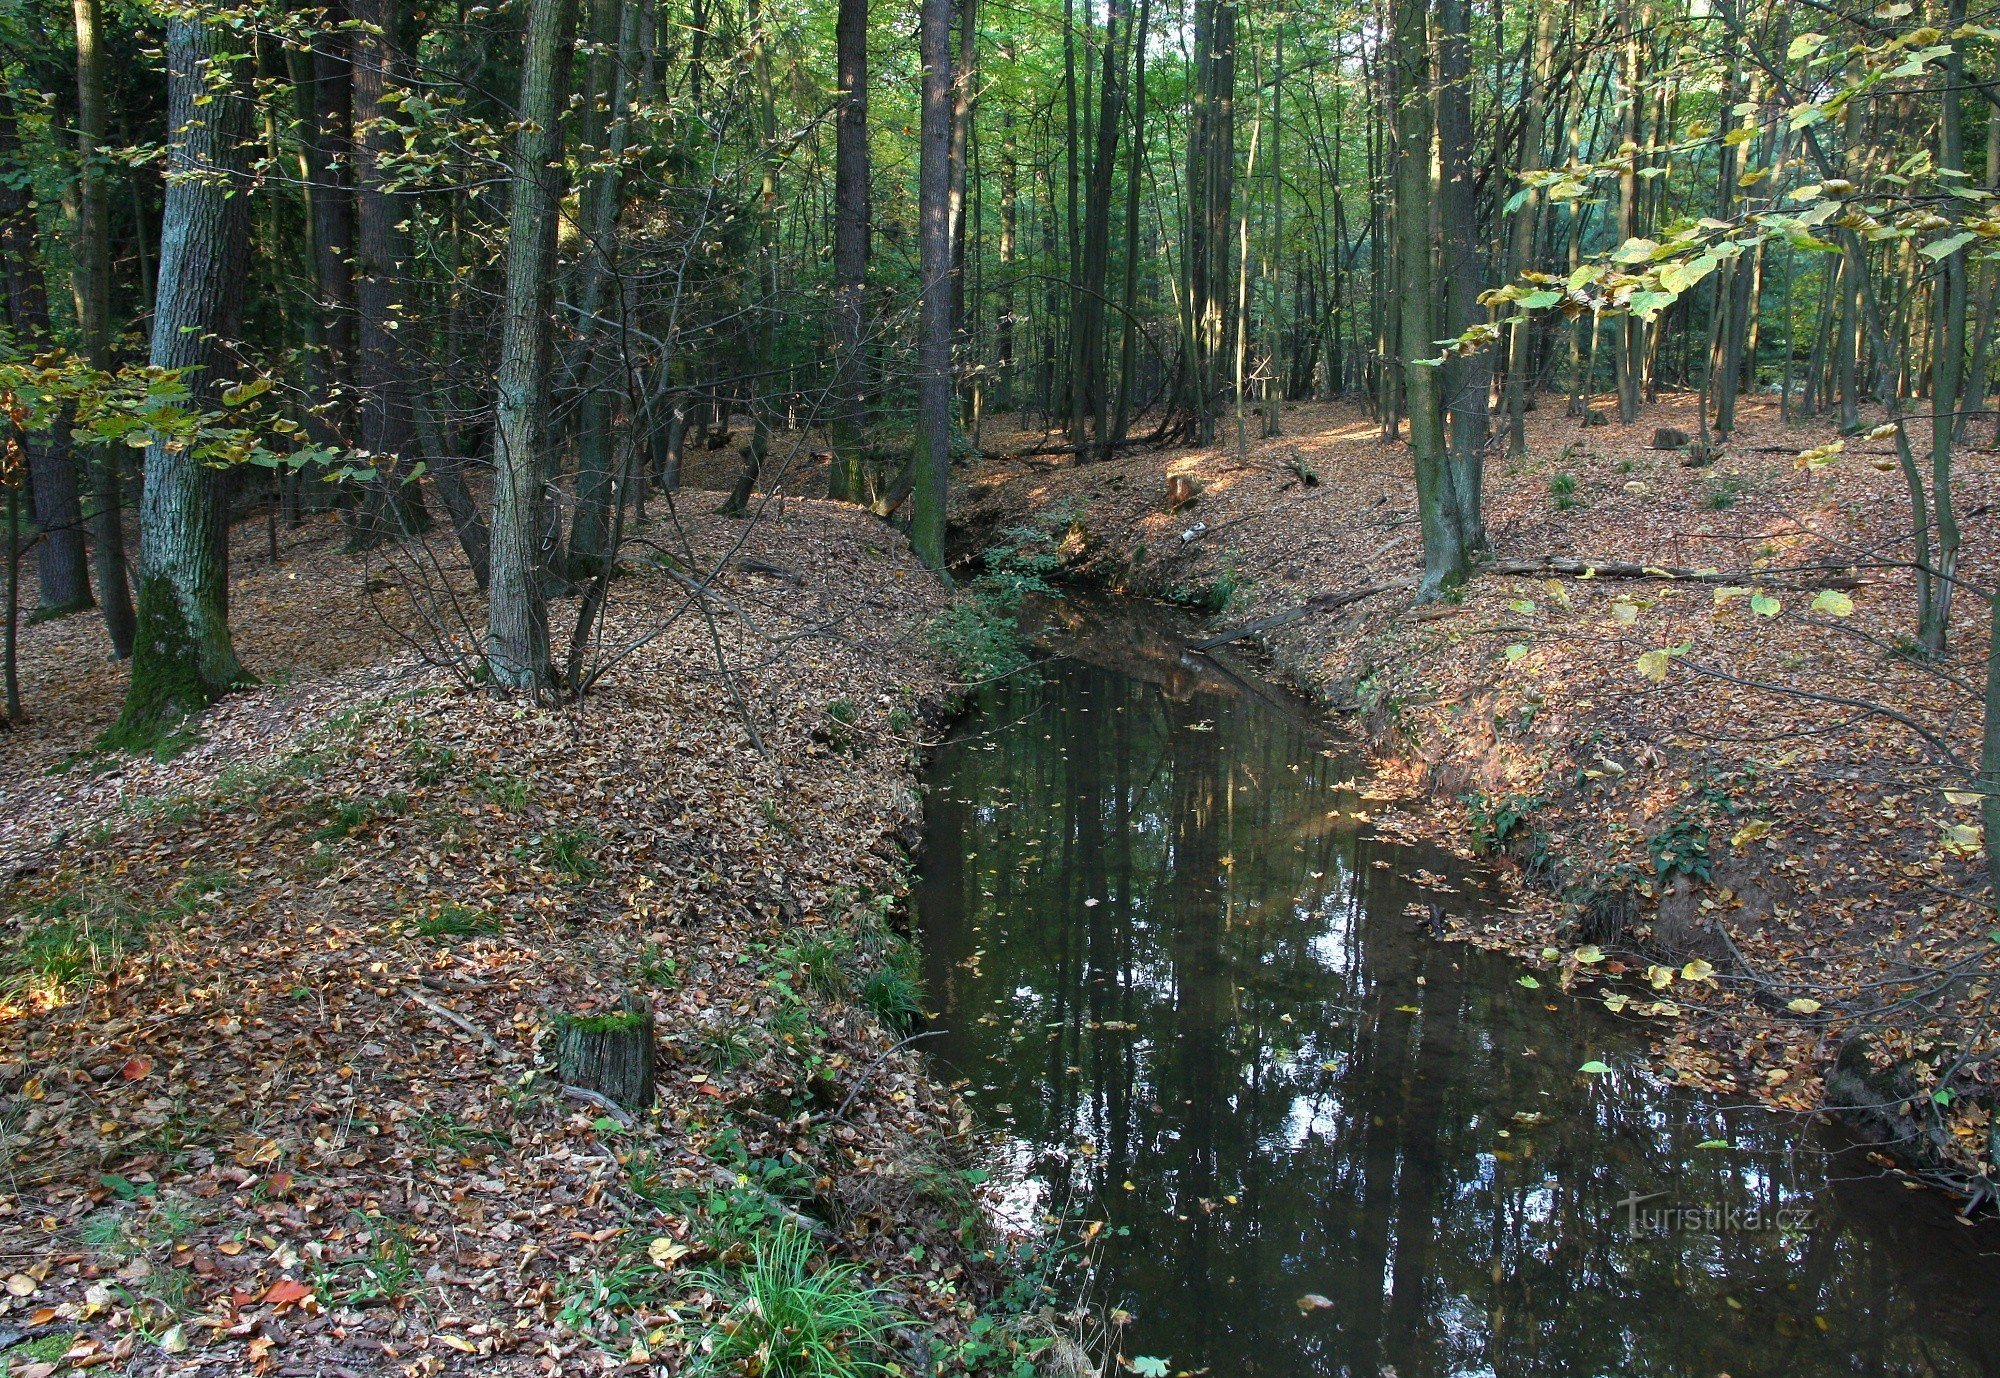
[556,994,656,1112]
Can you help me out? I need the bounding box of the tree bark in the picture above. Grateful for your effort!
[110,12,254,745]
[70,0,136,655]
[0,102,91,617]
[485,0,577,694]
[827,0,871,500]
[1392,0,1466,598]
[911,0,953,571]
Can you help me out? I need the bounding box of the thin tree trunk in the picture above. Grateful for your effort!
[1394,0,1465,598]
[911,0,953,571]
[0,102,91,616]
[828,0,871,499]
[70,0,135,655]
[485,0,577,693]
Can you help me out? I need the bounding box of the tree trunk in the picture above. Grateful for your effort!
[0,102,91,617]
[70,0,136,655]
[349,0,431,544]
[485,0,577,694]
[110,13,254,746]
[911,0,953,571]
[1393,0,1466,599]
[827,0,870,500]
[1435,0,1487,551]
[568,0,642,574]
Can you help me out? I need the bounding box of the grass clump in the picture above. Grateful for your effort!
[1549,472,1581,510]
[414,902,499,941]
[689,1224,903,1378]
[527,826,605,880]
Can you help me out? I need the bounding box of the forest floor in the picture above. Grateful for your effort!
[960,390,2000,1197]
[0,499,1045,1374]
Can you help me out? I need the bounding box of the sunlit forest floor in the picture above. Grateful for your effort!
[964,390,2000,1192]
[0,501,1002,1372]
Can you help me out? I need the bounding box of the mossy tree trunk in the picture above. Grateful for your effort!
[110,11,254,748]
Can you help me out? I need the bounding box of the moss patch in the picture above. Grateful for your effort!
[99,576,239,757]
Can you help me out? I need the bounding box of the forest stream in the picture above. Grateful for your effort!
[916,597,2000,1378]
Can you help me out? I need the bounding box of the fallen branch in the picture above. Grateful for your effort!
[1190,576,1419,651]
[1487,555,1865,589]
[562,1084,636,1127]
[405,989,518,1063]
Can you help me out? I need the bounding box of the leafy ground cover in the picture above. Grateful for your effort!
[0,499,1068,1374]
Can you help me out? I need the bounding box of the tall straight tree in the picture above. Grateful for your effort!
[1391,0,1468,598]
[349,0,430,540]
[485,0,577,692]
[1435,0,1487,549]
[70,0,136,655]
[826,0,870,501]
[1182,0,1237,442]
[910,0,952,571]
[109,8,254,744]
[0,100,90,617]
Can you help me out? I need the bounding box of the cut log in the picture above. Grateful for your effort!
[1166,474,1203,511]
[556,993,656,1113]
[1651,426,1690,450]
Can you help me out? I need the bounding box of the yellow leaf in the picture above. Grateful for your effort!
[1573,945,1605,964]
[1810,589,1855,617]
[1681,959,1716,982]
[1612,601,1640,626]
[1636,648,1673,682]
[1646,964,1677,989]
[1730,819,1773,848]
[1786,997,1823,1014]
[1603,992,1630,1012]
[1942,822,1984,858]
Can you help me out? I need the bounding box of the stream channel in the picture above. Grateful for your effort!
[915,596,2000,1378]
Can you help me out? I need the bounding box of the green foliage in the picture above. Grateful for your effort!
[776,934,851,1000]
[1548,472,1581,510]
[3,874,226,1004]
[688,1224,903,1378]
[1463,790,1546,856]
[636,943,682,990]
[313,1216,418,1306]
[1648,813,1713,885]
[930,515,1070,684]
[473,772,533,810]
[414,902,499,940]
[1165,570,1244,614]
[1705,473,1748,510]
[525,826,604,879]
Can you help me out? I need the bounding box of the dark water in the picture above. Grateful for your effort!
[916,599,2000,1378]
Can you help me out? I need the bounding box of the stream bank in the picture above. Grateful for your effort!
[916,594,2000,1375]
[956,392,2000,1199]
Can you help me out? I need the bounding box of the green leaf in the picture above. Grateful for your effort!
[1695,1138,1731,1149]
[1519,289,1564,309]
[1921,231,1977,260]
[1787,31,1826,59]
[1130,1358,1171,1377]
[1503,643,1529,663]
[1749,593,1782,617]
[1579,1060,1612,1075]
[1517,975,1542,989]
[1810,589,1855,617]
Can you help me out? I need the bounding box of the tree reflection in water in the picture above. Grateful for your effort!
[917,602,2000,1378]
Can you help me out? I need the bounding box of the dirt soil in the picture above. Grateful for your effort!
[0,497,1017,1374]
[959,391,2000,1197]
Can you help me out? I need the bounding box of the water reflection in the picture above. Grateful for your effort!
[917,601,2000,1378]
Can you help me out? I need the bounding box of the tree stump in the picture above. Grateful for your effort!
[1581,409,1610,427]
[1651,426,1690,450]
[1679,443,1717,469]
[556,994,656,1112]
[1166,474,1203,511]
